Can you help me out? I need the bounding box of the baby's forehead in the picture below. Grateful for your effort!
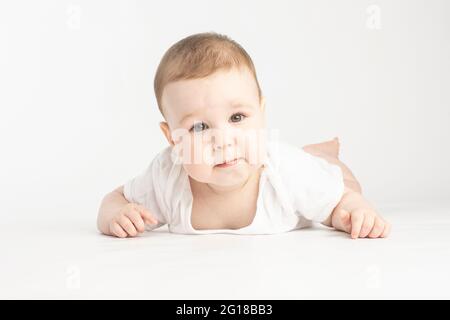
[161,68,260,117]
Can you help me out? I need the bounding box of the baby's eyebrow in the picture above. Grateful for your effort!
[229,102,256,112]
[180,111,198,124]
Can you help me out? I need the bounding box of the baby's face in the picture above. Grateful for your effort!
[160,67,267,188]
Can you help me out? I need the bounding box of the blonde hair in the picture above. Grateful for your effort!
[154,32,262,115]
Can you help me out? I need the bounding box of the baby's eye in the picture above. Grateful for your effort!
[190,122,209,132]
[230,113,246,123]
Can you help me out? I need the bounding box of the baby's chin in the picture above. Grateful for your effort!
[211,172,249,188]
[188,162,255,187]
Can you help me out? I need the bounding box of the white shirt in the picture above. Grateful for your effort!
[123,140,344,235]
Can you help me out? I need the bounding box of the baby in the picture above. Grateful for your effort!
[97,32,390,239]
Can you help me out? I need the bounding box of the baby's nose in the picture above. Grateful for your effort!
[211,130,235,150]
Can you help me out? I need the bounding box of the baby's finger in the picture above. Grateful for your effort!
[125,209,146,233]
[110,222,127,238]
[368,217,385,238]
[359,214,375,238]
[119,215,137,237]
[136,205,158,225]
[350,210,365,239]
[381,221,391,238]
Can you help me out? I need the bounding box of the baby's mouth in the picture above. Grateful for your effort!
[214,157,242,168]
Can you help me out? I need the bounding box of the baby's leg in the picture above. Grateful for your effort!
[302,138,362,194]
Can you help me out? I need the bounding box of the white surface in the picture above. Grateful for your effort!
[2,202,449,299]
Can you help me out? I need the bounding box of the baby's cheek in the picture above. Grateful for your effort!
[173,136,213,166]
[241,132,267,166]
[187,136,215,166]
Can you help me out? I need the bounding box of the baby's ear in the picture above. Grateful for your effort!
[159,122,174,146]
[260,96,266,112]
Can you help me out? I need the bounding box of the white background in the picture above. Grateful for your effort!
[1,0,449,220]
[1,0,449,299]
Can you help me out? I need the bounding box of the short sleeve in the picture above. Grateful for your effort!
[123,155,168,230]
[273,141,345,223]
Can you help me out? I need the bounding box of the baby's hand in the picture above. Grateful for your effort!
[109,203,158,238]
[331,191,391,239]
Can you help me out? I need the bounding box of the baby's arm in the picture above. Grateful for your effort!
[321,187,391,239]
[301,141,389,238]
[97,186,158,238]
